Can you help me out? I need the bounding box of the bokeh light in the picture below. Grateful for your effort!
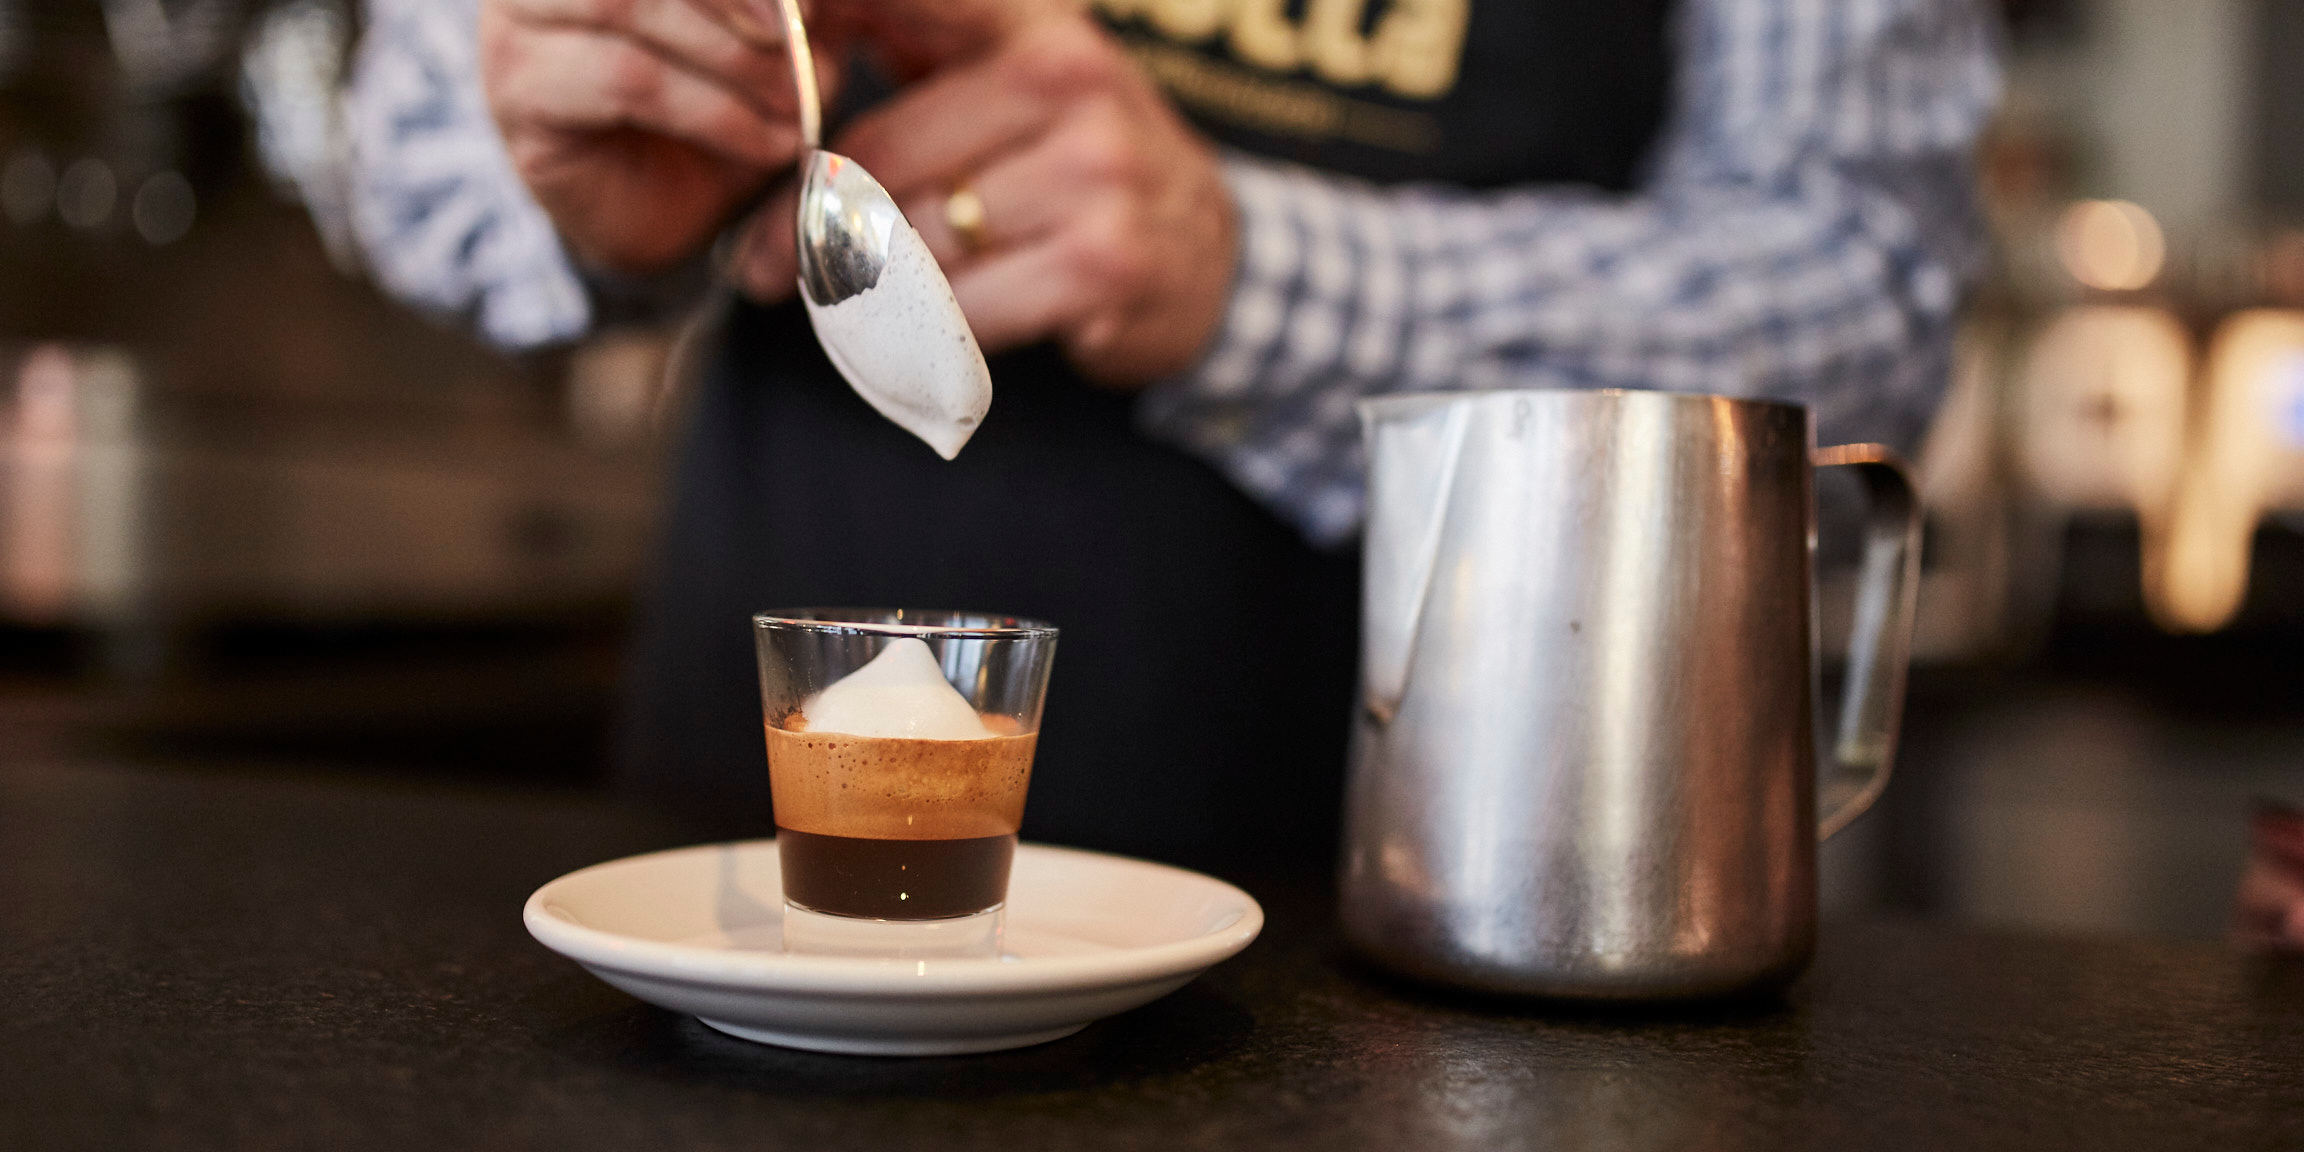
[2056,199,2165,292]
[131,171,197,245]
[55,159,116,230]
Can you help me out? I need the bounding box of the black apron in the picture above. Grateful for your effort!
[616,1,1675,870]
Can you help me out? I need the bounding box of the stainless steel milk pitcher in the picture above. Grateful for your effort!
[1342,390,1920,998]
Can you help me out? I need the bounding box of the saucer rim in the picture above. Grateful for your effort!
[523,839,1264,995]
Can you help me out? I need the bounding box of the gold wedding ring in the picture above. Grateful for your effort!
[945,183,989,254]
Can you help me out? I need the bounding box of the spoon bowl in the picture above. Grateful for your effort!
[796,150,901,307]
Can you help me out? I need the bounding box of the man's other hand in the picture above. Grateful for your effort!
[481,0,835,274]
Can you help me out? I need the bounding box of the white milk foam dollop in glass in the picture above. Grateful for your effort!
[802,217,993,460]
[802,638,995,740]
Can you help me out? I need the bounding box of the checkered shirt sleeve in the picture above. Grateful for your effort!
[342,0,592,349]
[1136,0,2003,545]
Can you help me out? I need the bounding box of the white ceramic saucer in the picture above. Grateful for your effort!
[523,840,1263,1056]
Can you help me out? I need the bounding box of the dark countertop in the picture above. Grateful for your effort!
[3,759,2301,1151]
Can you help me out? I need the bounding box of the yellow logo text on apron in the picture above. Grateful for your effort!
[1096,0,1469,153]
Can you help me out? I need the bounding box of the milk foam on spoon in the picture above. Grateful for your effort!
[802,638,995,740]
[801,210,993,460]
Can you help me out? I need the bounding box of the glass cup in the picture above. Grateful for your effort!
[753,610,1058,959]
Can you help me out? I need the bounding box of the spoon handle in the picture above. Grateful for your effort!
[773,0,822,150]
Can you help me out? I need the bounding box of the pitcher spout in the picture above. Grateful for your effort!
[1356,395,1474,723]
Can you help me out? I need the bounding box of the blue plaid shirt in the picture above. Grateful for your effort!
[345,0,2001,545]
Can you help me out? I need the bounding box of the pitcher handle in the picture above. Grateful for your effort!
[1812,444,1923,841]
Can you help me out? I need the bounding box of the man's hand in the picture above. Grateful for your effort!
[480,0,833,274]
[731,15,1236,388]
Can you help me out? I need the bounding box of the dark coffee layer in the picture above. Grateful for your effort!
[777,828,1015,920]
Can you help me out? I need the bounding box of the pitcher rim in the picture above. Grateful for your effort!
[1356,388,1810,420]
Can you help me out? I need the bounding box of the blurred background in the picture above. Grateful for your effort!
[5,0,2303,940]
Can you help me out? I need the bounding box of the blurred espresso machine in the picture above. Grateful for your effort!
[0,0,658,670]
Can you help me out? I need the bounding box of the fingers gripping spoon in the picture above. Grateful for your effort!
[766,0,993,460]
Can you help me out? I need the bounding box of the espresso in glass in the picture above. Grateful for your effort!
[766,715,1036,919]
[754,611,1057,959]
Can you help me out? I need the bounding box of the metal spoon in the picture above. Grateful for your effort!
[754,0,992,459]
[771,0,897,307]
